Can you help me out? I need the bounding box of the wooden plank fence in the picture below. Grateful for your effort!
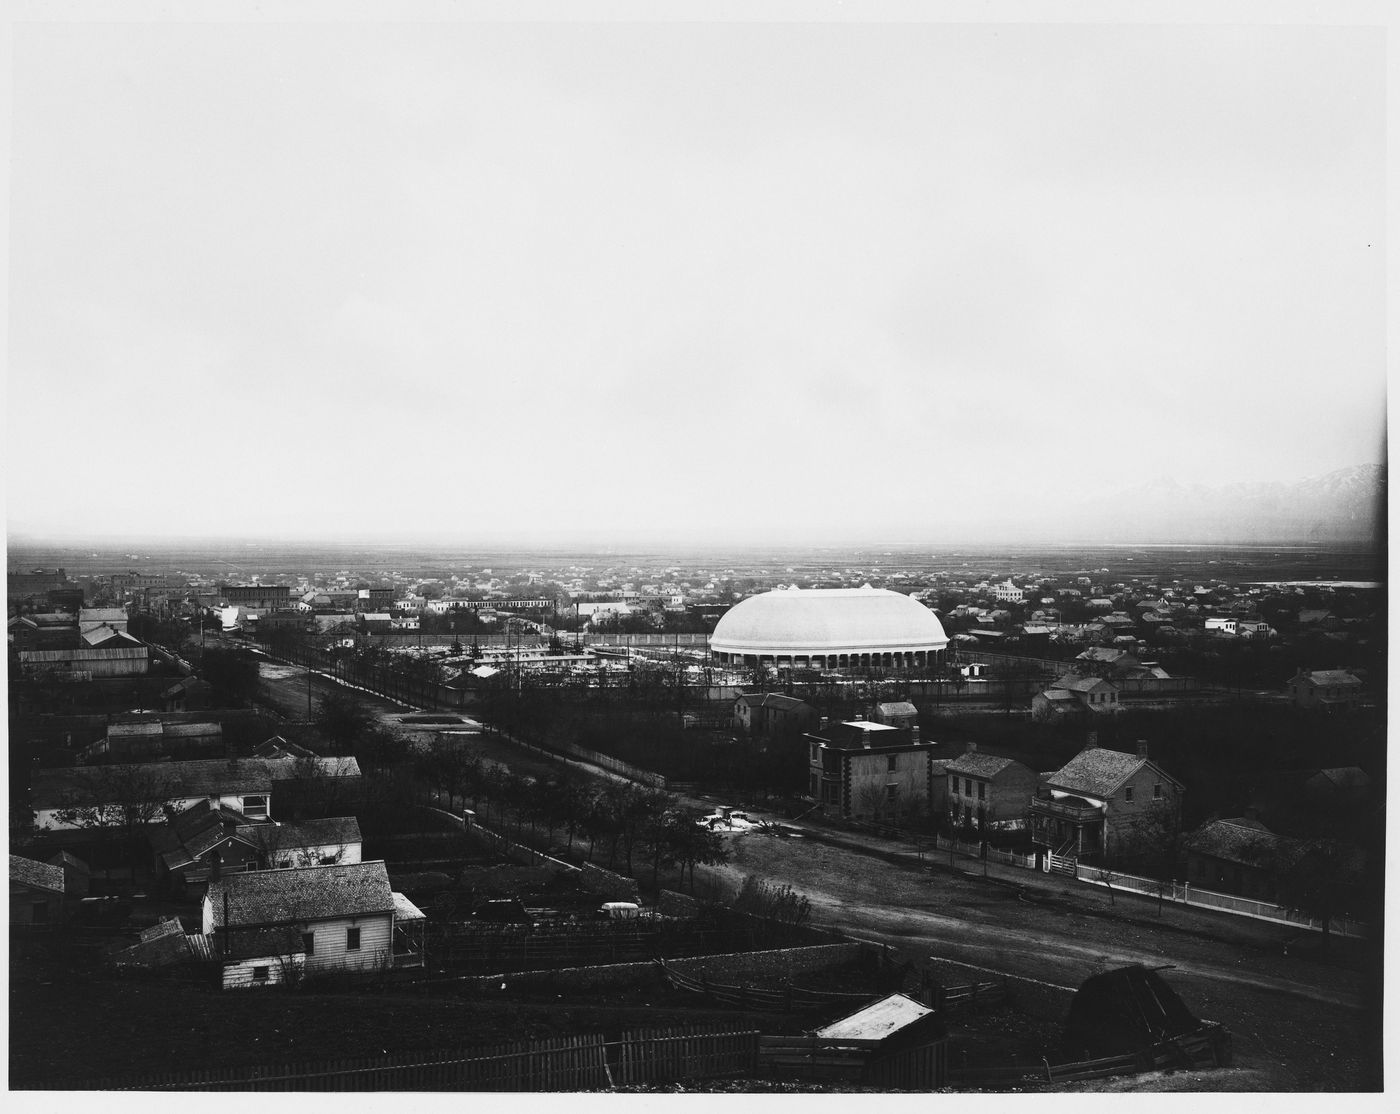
[615,1026,759,1085]
[76,1025,761,1092]
[948,1023,1231,1088]
[758,1034,950,1089]
[659,958,880,1012]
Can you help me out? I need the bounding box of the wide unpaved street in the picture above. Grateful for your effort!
[247,658,1380,1090]
[694,825,1380,1090]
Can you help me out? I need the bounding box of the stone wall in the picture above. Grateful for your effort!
[469,825,580,880]
[577,863,639,902]
[456,942,865,994]
[657,889,703,919]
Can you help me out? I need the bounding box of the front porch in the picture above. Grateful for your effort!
[1028,795,1105,859]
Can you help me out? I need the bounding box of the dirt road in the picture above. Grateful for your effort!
[695,826,1379,1089]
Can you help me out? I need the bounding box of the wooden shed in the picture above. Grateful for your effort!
[762,992,948,1088]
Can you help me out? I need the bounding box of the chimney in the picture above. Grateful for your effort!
[1137,740,1149,760]
[1243,805,1259,822]
[911,725,920,744]
[1083,730,1099,752]
[965,741,977,754]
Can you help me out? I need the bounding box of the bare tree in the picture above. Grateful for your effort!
[53,765,176,876]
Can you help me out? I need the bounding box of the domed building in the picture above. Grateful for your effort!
[710,585,949,670]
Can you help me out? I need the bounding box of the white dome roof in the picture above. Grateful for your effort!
[710,585,948,656]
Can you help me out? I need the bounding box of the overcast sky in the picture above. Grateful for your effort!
[6,4,1388,546]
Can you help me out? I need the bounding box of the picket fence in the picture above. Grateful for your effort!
[1077,867,1369,939]
[926,835,1038,871]
[921,835,1368,939]
[78,1025,761,1092]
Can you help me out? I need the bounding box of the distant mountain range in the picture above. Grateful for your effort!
[1062,464,1386,545]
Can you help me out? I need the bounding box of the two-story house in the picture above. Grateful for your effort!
[1028,743,1183,863]
[1031,675,1120,721]
[945,744,1038,832]
[733,693,820,738]
[806,720,939,823]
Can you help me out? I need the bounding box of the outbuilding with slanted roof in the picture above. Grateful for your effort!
[10,854,68,925]
[1183,815,1284,900]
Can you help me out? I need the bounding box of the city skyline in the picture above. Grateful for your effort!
[6,3,1388,546]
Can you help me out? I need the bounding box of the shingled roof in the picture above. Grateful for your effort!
[1298,670,1361,687]
[10,854,65,895]
[1053,675,1117,695]
[946,751,1022,779]
[735,692,810,712]
[1046,746,1178,799]
[1183,818,1282,869]
[235,817,362,854]
[206,861,395,929]
[33,756,361,811]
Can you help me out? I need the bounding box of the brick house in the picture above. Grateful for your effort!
[806,720,939,822]
[1028,743,1183,863]
[944,744,1038,832]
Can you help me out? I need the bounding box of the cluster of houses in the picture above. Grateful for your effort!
[8,607,149,679]
[799,705,1184,868]
[729,691,1371,903]
[13,736,427,989]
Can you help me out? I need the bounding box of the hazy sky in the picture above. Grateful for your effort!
[6,3,1388,545]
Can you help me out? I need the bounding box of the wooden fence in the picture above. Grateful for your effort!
[948,1023,1231,1088]
[661,958,1006,1016]
[78,1025,761,1092]
[759,1034,949,1089]
[659,958,879,1012]
[1077,867,1370,938]
[614,1026,759,1086]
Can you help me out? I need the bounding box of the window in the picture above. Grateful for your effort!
[346,927,361,951]
[243,795,269,819]
[301,932,315,955]
[1125,786,1134,803]
[252,966,269,982]
[1153,783,1163,800]
[886,784,898,801]
[964,778,972,796]
[887,756,898,772]
[977,782,985,800]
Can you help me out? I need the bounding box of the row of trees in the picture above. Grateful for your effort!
[415,739,729,893]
